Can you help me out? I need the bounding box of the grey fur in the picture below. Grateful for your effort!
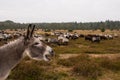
[0,37,26,80]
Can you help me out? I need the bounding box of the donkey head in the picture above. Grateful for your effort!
[24,24,54,61]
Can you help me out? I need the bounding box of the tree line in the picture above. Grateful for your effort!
[0,20,120,30]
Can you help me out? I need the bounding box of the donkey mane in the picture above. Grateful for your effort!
[0,37,24,50]
[0,36,26,61]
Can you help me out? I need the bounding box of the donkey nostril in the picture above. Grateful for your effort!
[50,50,54,56]
[51,50,54,53]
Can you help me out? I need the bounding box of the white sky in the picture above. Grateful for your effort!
[0,0,120,23]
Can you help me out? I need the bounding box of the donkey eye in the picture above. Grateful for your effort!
[34,42,39,45]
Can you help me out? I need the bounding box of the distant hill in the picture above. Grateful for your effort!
[0,20,27,30]
[0,20,120,30]
[4,20,14,23]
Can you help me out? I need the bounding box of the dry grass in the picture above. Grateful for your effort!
[74,29,120,35]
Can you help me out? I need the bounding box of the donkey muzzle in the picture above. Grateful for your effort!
[49,50,55,57]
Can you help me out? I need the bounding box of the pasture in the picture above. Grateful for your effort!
[1,29,120,80]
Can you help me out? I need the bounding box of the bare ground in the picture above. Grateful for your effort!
[59,53,120,59]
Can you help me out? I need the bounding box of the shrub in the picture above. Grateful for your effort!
[57,59,74,67]
[60,54,103,79]
[57,54,90,67]
[99,57,120,72]
[68,29,73,32]
[8,62,45,80]
[43,72,68,80]
[72,60,102,79]
[8,55,67,80]
[44,29,51,32]
[8,61,68,80]
[101,28,105,32]
[31,60,52,66]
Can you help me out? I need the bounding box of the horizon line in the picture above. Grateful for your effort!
[0,19,120,24]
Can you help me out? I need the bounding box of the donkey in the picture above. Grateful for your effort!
[0,24,54,80]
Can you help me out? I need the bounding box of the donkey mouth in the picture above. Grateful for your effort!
[44,50,55,61]
[45,54,52,61]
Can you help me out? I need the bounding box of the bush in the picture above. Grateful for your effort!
[57,54,90,67]
[43,72,68,80]
[101,28,105,32]
[8,62,68,80]
[8,57,68,80]
[73,60,102,79]
[99,57,120,72]
[68,29,73,32]
[8,62,45,80]
[44,29,51,32]
[57,54,103,79]
[57,59,74,67]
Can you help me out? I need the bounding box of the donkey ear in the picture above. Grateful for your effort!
[30,25,35,37]
[25,24,32,39]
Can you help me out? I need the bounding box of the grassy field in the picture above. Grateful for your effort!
[54,37,120,54]
[1,30,120,80]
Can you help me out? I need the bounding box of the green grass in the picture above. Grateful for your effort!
[54,37,120,54]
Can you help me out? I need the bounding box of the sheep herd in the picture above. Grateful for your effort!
[35,32,119,46]
[0,31,21,41]
[0,30,119,45]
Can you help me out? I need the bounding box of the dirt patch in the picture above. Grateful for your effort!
[59,54,80,59]
[59,53,120,59]
[89,54,120,59]
[78,45,90,48]
[54,66,72,72]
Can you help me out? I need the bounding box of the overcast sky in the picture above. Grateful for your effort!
[0,0,120,23]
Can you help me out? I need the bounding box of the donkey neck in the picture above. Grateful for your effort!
[0,37,27,80]
[0,37,26,69]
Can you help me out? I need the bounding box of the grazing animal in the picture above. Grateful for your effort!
[0,24,54,80]
[47,38,59,45]
[101,34,113,40]
[85,35,92,41]
[58,35,69,45]
[100,35,108,40]
[79,34,85,38]
[71,34,79,40]
[85,34,100,43]
[92,36,100,43]
[0,33,5,41]
[34,35,46,41]
[63,33,79,40]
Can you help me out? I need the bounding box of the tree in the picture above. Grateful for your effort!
[68,29,73,32]
[101,28,105,32]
